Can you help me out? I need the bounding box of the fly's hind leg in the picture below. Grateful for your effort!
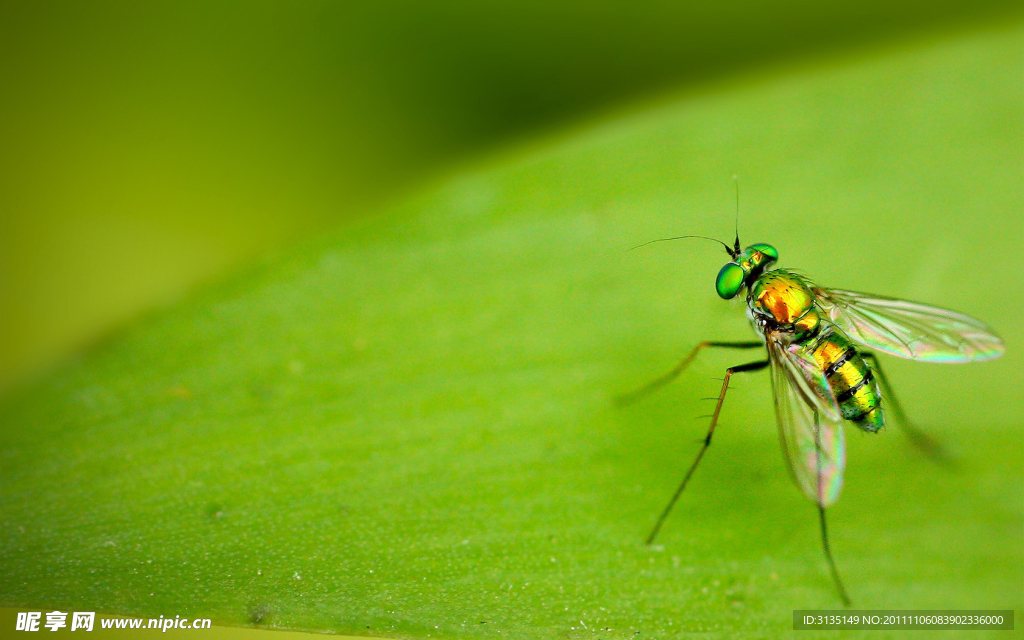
[812,410,852,606]
[617,341,762,406]
[817,504,852,606]
[862,352,952,466]
[645,359,769,545]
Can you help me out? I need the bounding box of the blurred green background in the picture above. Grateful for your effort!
[1,0,1021,391]
[2,2,1023,640]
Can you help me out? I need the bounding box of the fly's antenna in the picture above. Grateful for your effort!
[732,175,742,256]
[629,176,748,259]
[628,235,735,257]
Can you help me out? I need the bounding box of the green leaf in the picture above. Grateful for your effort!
[2,22,1022,638]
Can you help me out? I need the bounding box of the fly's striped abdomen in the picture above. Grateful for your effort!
[806,327,885,433]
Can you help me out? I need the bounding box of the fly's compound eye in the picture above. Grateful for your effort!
[716,263,745,299]
[748,243,778,262]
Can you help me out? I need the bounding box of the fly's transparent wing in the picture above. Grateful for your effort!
[767,332,846,507]
[767,331,841,423]
[813,288,1004,363]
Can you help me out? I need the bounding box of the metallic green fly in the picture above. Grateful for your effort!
[623,226,1004,604]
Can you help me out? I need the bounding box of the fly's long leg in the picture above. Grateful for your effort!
[812,409,852,606]
[818,505,851,606]
[617,341,762,406]
[646,359,769,545]
[861,352,950,465]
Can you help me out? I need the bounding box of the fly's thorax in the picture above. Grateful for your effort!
[748,270,816,326]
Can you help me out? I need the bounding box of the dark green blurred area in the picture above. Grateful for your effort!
[1,0,1021,391]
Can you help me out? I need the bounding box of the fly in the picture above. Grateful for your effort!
[623,208,1004,605]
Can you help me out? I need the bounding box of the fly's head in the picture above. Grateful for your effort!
[715,243,778,299]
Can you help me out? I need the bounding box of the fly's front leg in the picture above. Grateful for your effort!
[617,341,762,406]
[645,359,769,545]
[862,352,952,465]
